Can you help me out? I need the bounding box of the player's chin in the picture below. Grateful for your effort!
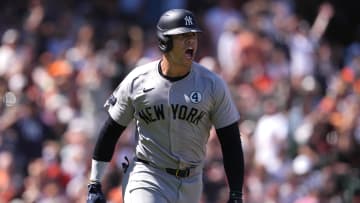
[183,57,193,66]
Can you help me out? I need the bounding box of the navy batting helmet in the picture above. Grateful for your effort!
[156,9,202,52]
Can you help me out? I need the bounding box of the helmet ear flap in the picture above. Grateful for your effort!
[157,31,172,52]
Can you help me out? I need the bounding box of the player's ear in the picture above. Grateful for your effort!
[157,31,172,52]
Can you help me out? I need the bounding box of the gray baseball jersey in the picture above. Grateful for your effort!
[107,60,239,169]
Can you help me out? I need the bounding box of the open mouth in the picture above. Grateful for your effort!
[185,48,194,59]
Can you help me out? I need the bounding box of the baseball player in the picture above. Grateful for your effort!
[87,9,244,203]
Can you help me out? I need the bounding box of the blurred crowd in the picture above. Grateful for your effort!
[0,0,359,203]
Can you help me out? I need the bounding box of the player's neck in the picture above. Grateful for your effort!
[160,57,191,77]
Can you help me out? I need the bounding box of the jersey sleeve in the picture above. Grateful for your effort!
[104,74,135,126]
[210,78,240,129]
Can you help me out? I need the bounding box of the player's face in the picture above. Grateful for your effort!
[169,32,198,66]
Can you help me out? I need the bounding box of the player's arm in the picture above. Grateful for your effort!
[90,115,126,182]
[216,122,244,203]
[87,115,126,203]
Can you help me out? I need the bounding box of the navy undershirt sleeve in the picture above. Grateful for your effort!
[216,122,244,192]
[92,115,126,162]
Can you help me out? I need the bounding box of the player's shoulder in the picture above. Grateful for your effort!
[128,60,159,77]
[192,62,224,83]
[121,60,159,84]
[192,62,230,94]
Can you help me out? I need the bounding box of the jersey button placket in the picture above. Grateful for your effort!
[168,83,182,166]
[168,84,175,158]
